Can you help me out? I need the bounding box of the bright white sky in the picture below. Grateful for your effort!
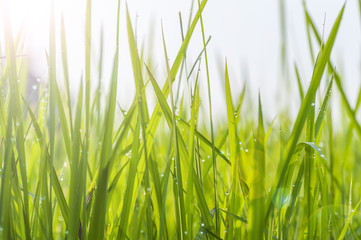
[1,0,360,121]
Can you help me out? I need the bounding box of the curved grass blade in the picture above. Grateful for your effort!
[305,4,361,141]
[265,4,345,222]
[21,96,69,225]
[338,198,361,240]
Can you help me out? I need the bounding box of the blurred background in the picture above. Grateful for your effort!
[1,0,360,122]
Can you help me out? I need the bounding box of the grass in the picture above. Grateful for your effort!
[0,0,360,239]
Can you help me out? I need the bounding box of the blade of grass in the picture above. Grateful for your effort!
[248,93,265,240]
[117,117,141,239]
[161,22,187,238]
[68,81,84,239]
[22,95,69,226]
[0,7,30,239]
[304,6,361,141]
[338,198,361,240]
[265,4,345,223]
[48,2,57,236]
[186,72,200,239]
[88,0,120,238]
[146,66,216,235]
[224,61,238,239]
[197,0,219,235]
[294,63,304,101]
[315,75,333,138]
[60,13,73,133]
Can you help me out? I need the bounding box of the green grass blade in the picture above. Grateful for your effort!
[68,81,84,239]
[186,74,200,239]
[60,13,73,133]
[117,117,141,239]
[305,6,361,141]
[0,8,30,239]
[161,22,187,238]
[48,2,57,236]
[197,0,219,234]
[265,4,345,222]
[338,198,361,240]
[146,65,216,236]
[294,63,304,101]
[21,96,69,225]
[248,93,265,240]
[54,80,72,160]
[315,76,333,138]
[224,61,238,239]
[88,0,120,237]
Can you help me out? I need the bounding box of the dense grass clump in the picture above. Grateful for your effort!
[1,0,361,239]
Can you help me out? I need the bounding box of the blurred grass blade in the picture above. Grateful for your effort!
[88,0,120,237]
[68,81,84,239]
[224,61,238,239]
[248,93,265,240]
[294,63,304,101]
[22,96,69,225]
[117,117,141,239]
[60,13,73,132]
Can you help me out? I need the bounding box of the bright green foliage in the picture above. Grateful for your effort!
[2,1,361,239]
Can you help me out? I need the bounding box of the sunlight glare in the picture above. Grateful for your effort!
[6,0,50,35]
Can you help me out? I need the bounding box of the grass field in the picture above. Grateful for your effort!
[1,0,361,239]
